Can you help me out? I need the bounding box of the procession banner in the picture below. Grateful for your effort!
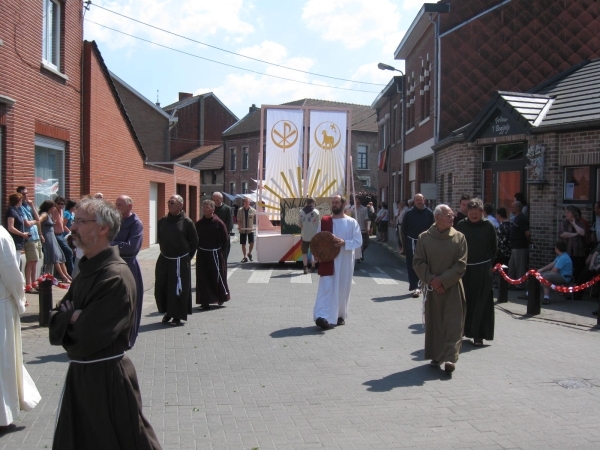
[264,109,304,214]
[308,110,347,198]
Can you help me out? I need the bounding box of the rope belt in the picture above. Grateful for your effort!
[161,252,189,296]
[407,235,418,253]
[56,352,125,429]
[418,280,433,327]
[198,247,228,295]
[467,258,492,266]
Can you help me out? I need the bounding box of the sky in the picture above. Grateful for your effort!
[84,0,424,120]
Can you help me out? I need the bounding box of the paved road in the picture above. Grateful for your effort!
[3,233,600,449]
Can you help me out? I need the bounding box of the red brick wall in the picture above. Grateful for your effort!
[83,42,200,248]
[203,95,238,146]
[169,101,200,159]
[0,0,82,205]
[439,0,600,139]
[223,133,261,201]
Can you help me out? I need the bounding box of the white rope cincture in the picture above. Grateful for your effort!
[160,252,189,296]
[56,352,125,429]
[198,246,228,295]
[418,280,433,327]
[407,235,418,254]
[467,258,492,266]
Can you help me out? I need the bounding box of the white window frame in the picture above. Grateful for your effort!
[357,144,368,170]
[34,134,66,206]
[42,0,61,70]
[242,182,248,194]
[229,182,236,195]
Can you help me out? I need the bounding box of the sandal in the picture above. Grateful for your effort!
[161,314,172,323]
[473,340,483,347]
[169,319,182,326]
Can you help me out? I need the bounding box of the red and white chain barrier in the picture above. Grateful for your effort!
[493,263,600,294]
[36,273,70,290]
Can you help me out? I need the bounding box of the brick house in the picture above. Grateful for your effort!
[371,76,405,206]
[172,144,224,199]
[111,72,178,162]
[82,41,200,246]
[375,0,600,209]
[222,100,378,202]
[1,0,83,211]
[163,92,238,161]
[434,59,600,267]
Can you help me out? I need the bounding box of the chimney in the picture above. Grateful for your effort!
[179,92,193,101]
[249,103,259,113]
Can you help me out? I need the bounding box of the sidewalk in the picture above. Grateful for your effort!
[374,222,600,330]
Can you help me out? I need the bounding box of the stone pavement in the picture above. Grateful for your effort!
[3,228,600,449]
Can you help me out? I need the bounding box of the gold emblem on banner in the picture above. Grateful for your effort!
[314,122,341,151]
[271,120,298,152]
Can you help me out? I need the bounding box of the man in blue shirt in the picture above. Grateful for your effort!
[537,240,573,305]
[17,186,43,292]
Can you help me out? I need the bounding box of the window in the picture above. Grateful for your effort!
[42,0,61,70]
[379,123,387,150]
[358,177,370,187]
[229,182,236,195]
[392,107,397,143]
[357,145,368,170]
[242,182,248,194]
[201,171,206,184]
[564,166,597,202]
[211,171,217,185]
[481,142,525,162]
[242,146,249,170]
[229,148,236,170]
[34,135,65,206]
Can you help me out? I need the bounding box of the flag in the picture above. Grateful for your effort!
[378,148,388,171]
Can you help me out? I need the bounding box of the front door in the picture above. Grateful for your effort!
[482,142,527,212]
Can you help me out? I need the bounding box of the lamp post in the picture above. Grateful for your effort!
[378,63,405,207]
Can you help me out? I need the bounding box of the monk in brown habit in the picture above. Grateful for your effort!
[196,199,230,309]
[49,198,161,449]
[413,204,467,374]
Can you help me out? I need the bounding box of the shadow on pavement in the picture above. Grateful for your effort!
[371,293,413,303]
[270,326,324,338]
[26,352,69,364]
[138,322,169,333]
[363,365,450,391]
[408,323,424,334]
[0,424,26,437]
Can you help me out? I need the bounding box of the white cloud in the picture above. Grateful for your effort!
[85,0,254,50]
[402,0,426,11]
[301,0,404,50]
[237,41,289,64]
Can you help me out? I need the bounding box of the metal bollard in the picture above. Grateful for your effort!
[38,279,53,327]
[526,273,541,316]
[497,266,508,303]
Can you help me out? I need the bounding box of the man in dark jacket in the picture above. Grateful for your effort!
[401,193,434,298]
[213,192,233,261]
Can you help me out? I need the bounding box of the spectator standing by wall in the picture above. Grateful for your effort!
[559,205,587,280]
[213,192,233,261]
[508,201,530,289]
[53,197,73,276]
[453,194,471,227]
[5,193,28,267]
[17,187,43,292]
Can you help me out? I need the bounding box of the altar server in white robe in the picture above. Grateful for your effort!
[313,195,362,329]
[0,226,41,428]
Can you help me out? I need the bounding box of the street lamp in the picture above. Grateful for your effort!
[378,62,405,205]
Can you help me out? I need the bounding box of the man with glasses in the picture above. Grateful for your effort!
[49,197,161,448]
[155,195,198,326]
[16,186,43,292]
[413,204,467,374]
